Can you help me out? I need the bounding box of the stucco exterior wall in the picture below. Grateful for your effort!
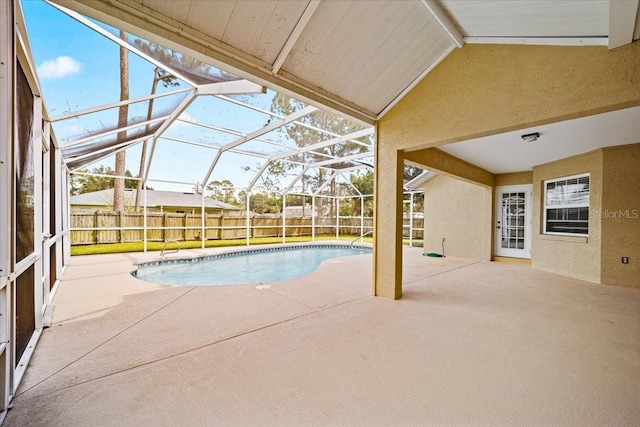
[600,144,640,287]
[382,42,640,151]
[494,172,533,187]
[421,175,492,260]
[374,42,640,298]
[532,150,603,283]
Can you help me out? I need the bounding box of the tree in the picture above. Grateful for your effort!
[126,40,237,211]
[71,166,141,195]
[113,30,129,212]
[206,179,239,206]
[349,170,374,216]
[131,40,181,212]
[403,164,424,213]
[237,190,280,214]
[242,161,289,214]
[270,94,371,216]
[404,164,423,182]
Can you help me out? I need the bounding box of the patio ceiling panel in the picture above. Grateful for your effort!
[280,0,454,115]
[50,0,638,124]
[137,0,311,66]
[440,0,609,42]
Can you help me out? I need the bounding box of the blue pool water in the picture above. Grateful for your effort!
[132,245,371,286]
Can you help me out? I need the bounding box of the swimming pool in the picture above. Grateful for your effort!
[132,244,372,286]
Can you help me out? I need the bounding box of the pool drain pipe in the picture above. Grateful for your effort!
[424,237,446,258]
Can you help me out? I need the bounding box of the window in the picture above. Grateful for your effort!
[544,173,590,235]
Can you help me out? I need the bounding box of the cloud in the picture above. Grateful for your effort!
[178,112,194,122]
[170,111,194,128]
[37,56,81,79]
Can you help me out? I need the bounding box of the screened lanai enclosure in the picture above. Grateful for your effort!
[22,1,424,250]
[0,0,445,416]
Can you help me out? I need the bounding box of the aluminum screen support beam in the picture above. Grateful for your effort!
[246,162,271,192]
[66,135,149,169]
[311,196,316,241]
[282,194,286,244]
[313,172,338,196]
[49,87,193,123]
[46,0,199,87]
[216,94,373,148]
[308,152,372,168]
[143,91,198,183]
[339,172,362,195]
[409,192,414,247]
[197,80,264,96]
[59,115,171,149]
[336,197,340,240]
[331,165,373,174]
[245,191,251,246]
[269,128,373,162]
[360,196,364,238]
[201,191,206,249]
[201,105,317,186]
[143,186,147,253]
[283,166,310,194]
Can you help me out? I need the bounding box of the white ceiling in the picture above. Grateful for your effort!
[52,0,640,124]
[438,106,640,174]
[439,0,609,38]
[48,0,640,176]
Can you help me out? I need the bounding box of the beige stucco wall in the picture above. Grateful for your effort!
[600,144,640,287]
[421,175,492,260]
[494,172,533,187]
[374,42,640,298]
[532,150,603,283]
[382,42,640,151]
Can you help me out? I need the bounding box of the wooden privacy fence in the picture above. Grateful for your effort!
[70,212,423,245]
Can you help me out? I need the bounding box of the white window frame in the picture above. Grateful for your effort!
[543,173,590,236]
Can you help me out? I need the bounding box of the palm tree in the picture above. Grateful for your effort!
[113,30,129,212]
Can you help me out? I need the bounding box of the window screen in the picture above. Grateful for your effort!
[544,174,590,235]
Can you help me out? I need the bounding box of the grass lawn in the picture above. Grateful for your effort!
[70,235,385,256]
[71,235,423,256]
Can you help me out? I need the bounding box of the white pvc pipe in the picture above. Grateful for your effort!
[336,197,340,240]
[360,196,364,242]
[282,193,286,244]
[312,196,316,242]
[409,192,414,247]
[143,186,147,253]
[201,188,205,249]
[246,191,251,246]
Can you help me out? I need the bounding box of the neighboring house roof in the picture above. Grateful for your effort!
[405,170,437,190]
[70,189,240,210]
[284,205,317,217]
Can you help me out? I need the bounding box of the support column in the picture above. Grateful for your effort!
[373,136,404,299]
[282,193,286,244]
[245,191,250,246]
[311,196,316,241]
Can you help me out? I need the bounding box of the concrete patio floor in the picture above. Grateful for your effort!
[4,244,640,426]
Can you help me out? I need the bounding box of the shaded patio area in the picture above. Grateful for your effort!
[6,246,640,426]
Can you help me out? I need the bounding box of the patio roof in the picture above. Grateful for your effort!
[21,0,377,197]
[51,0,639,124]
[32,0,638,196]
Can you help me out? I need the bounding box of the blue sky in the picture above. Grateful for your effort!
[20,0,315,192]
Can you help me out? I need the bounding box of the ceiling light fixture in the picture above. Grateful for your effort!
[521,132,540,143]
